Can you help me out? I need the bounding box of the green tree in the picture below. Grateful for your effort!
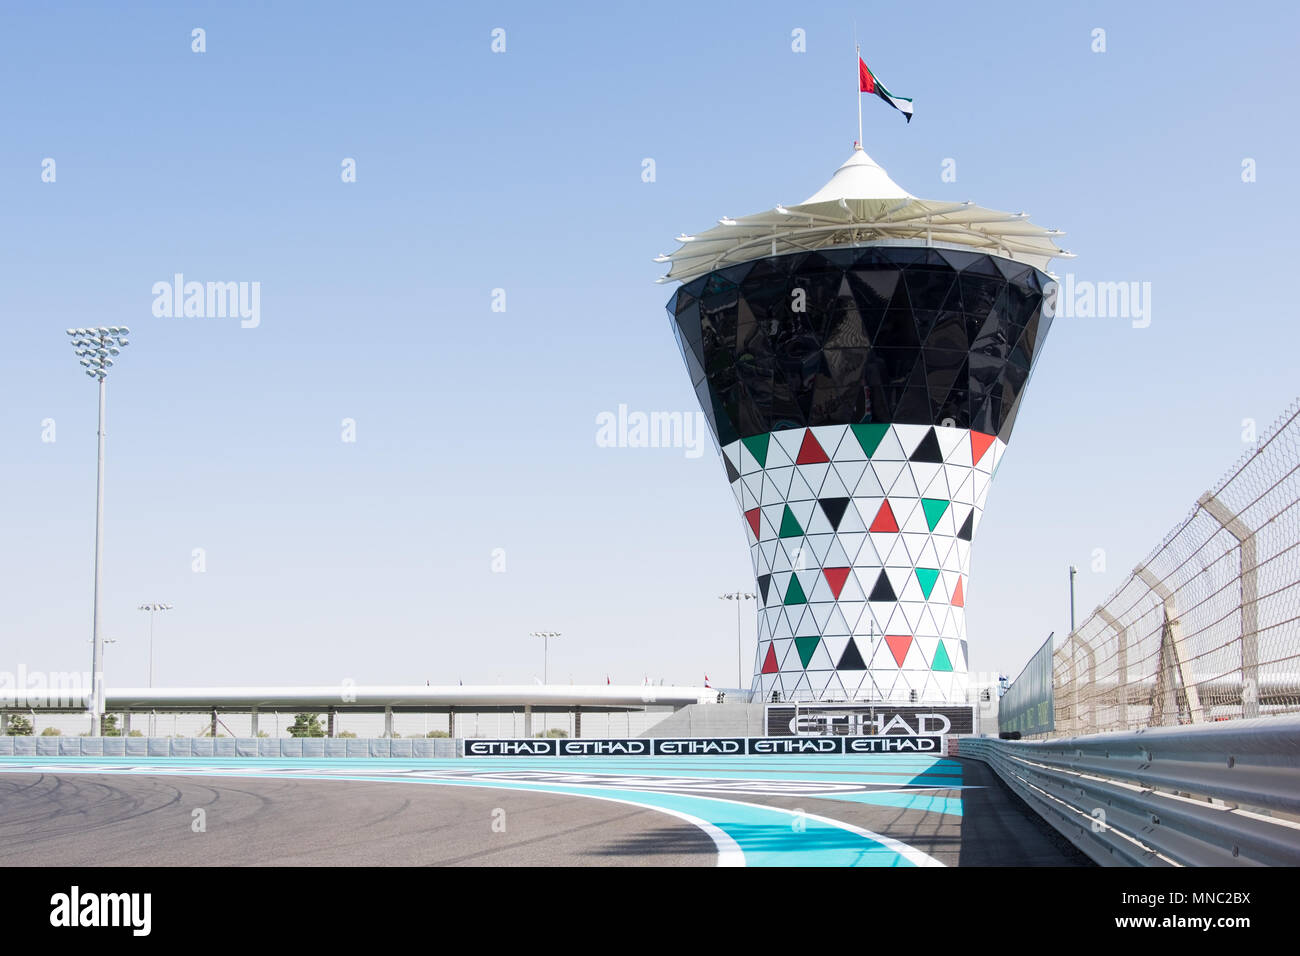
[338,730,357,739]
[100,714,121,737]
[40,727,62,736]
[426,730,449,738]
[535,728,568,738]
[6,716,33,736]
[286,714,325,738]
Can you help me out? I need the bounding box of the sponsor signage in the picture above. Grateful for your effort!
[999,634,1055,737]
[844,735,942,754]
[650,737,745,756]
[463,736,943,756]
[765,703,973,737]
[559,738,651,757]
[464,739,559,757]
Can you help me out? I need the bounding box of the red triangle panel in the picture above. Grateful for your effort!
[869,500,899,533]
[822,567,851,599]
[796,429,830,465]
[885,634,913,667]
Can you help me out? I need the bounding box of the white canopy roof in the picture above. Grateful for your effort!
[657,147,1073,283]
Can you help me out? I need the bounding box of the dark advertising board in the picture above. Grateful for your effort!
[999,634,1055,737]
[765,703,973,737]
[462,736,943,756]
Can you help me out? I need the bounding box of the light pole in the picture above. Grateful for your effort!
[1068,565,1078,634]
[529,631,561,684]
[84,637,118,730]
[719,592,755,695]
[67,326,131,736]
[138,603,173,736]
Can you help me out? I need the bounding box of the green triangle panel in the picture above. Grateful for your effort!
[921,498,950,531]
[784,575,807,606]
[742,433,770,468]
[794,636,820,668]
[915,567,940,600]
[778,505,804,538]
[931,640,954,672]
[850,423,890,458]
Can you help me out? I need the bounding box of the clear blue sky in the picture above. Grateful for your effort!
[1,0,1296,691]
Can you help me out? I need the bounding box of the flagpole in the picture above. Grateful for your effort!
[856,45,863,149]
[854,28,863,150]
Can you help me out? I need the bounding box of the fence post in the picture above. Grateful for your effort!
[1097,608,1128,729]
[1136,565,1205,725]
[1066,633,1098,733]
[1198,492,1260,718]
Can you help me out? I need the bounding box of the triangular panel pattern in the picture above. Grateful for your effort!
[722,424,1005,703]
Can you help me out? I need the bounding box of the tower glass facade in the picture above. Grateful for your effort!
[667,244,1055,703]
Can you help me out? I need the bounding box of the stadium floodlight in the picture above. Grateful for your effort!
[65,327,133,735]
[137,603,174,736]
[528,631,562,684]
[719,592,756,694]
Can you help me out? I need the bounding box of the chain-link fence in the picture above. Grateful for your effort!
[1053,400,1300,735]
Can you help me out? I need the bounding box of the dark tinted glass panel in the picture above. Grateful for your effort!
[669,247,1052,444]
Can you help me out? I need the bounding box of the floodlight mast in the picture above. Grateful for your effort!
[66,327,131,735]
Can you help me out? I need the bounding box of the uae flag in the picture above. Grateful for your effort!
[859,57,913,123]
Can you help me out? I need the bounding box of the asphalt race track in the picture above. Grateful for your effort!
[0,772,716,866]
[0,754,1091,867]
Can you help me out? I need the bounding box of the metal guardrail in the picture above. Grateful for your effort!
[0,736,460,758]
[959,715,1300,866]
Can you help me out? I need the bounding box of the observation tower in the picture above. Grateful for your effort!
[659,145,1070,703]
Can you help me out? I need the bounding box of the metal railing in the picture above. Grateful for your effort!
[1056,399,1300,734]
[960,715,1300,866]
[0,736,460,758]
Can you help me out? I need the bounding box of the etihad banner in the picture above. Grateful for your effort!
[766,703,973,737]
[462,736,944,757]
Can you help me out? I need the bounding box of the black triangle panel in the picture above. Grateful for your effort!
[818,497,851,530]
[910,428,943,463]
[837,637,867,670]
[868,571,896,602]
